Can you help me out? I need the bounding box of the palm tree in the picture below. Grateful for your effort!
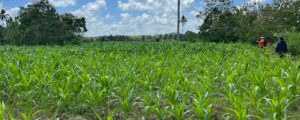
[180,15,187,34]
[177,0,180,41]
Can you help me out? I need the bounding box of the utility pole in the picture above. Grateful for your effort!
[177,0,180,41]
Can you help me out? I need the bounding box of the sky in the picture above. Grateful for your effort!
[0,0,271,36]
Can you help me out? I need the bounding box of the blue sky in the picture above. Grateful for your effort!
[0,0,271,36]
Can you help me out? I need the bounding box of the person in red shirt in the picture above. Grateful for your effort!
[258,36,265,48]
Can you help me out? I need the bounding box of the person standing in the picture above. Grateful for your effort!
[275,37,288,57]
[258,36,265,48]
[265,39,271,48]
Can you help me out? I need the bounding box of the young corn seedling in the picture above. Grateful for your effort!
[192,91,212,120]
[0,42,299,119]
[113,83,135,118]
[163,85,178,106]
[151,91,167,120]
[224,92,249,120]
[0,101,5,120]
[169,103,188,120]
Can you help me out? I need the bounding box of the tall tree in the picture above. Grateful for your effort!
[197,0,300,43]
[15,0,86,45]
[197,0,236,42]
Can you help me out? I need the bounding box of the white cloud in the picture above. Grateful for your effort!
[73,0,106,17]
[48,0,76,7]
[182,0,195,7]
[71,0,201,36]
[27,0,75,7]
[120,13,130,19]
[0,3,20,18]
[0,6,19,26]
[111,0,199,35]
[6,7,20,18]
[72,0,106,36]
[248,0,265,4]
[1,0,202,36]
[118,0,161,11]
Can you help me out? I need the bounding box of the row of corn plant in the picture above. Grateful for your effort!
[0,42,299,119]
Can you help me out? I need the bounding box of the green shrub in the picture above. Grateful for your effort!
[275,32,300,56]
[183,31,203,42]
[286,33,300,56]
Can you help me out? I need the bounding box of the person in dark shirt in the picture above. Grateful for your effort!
[275,37,288,57]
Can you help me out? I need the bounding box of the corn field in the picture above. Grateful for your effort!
[0,42,299,120]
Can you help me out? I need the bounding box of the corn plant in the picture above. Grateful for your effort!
[0,42,299,119]
[0,101,5,120]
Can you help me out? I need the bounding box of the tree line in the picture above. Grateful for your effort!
[90,0,300,44]
[0,0,87,45]
[0,0,299,47]
[193,0,300,56]
[197,0,300,43]
[87,33,184,42]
